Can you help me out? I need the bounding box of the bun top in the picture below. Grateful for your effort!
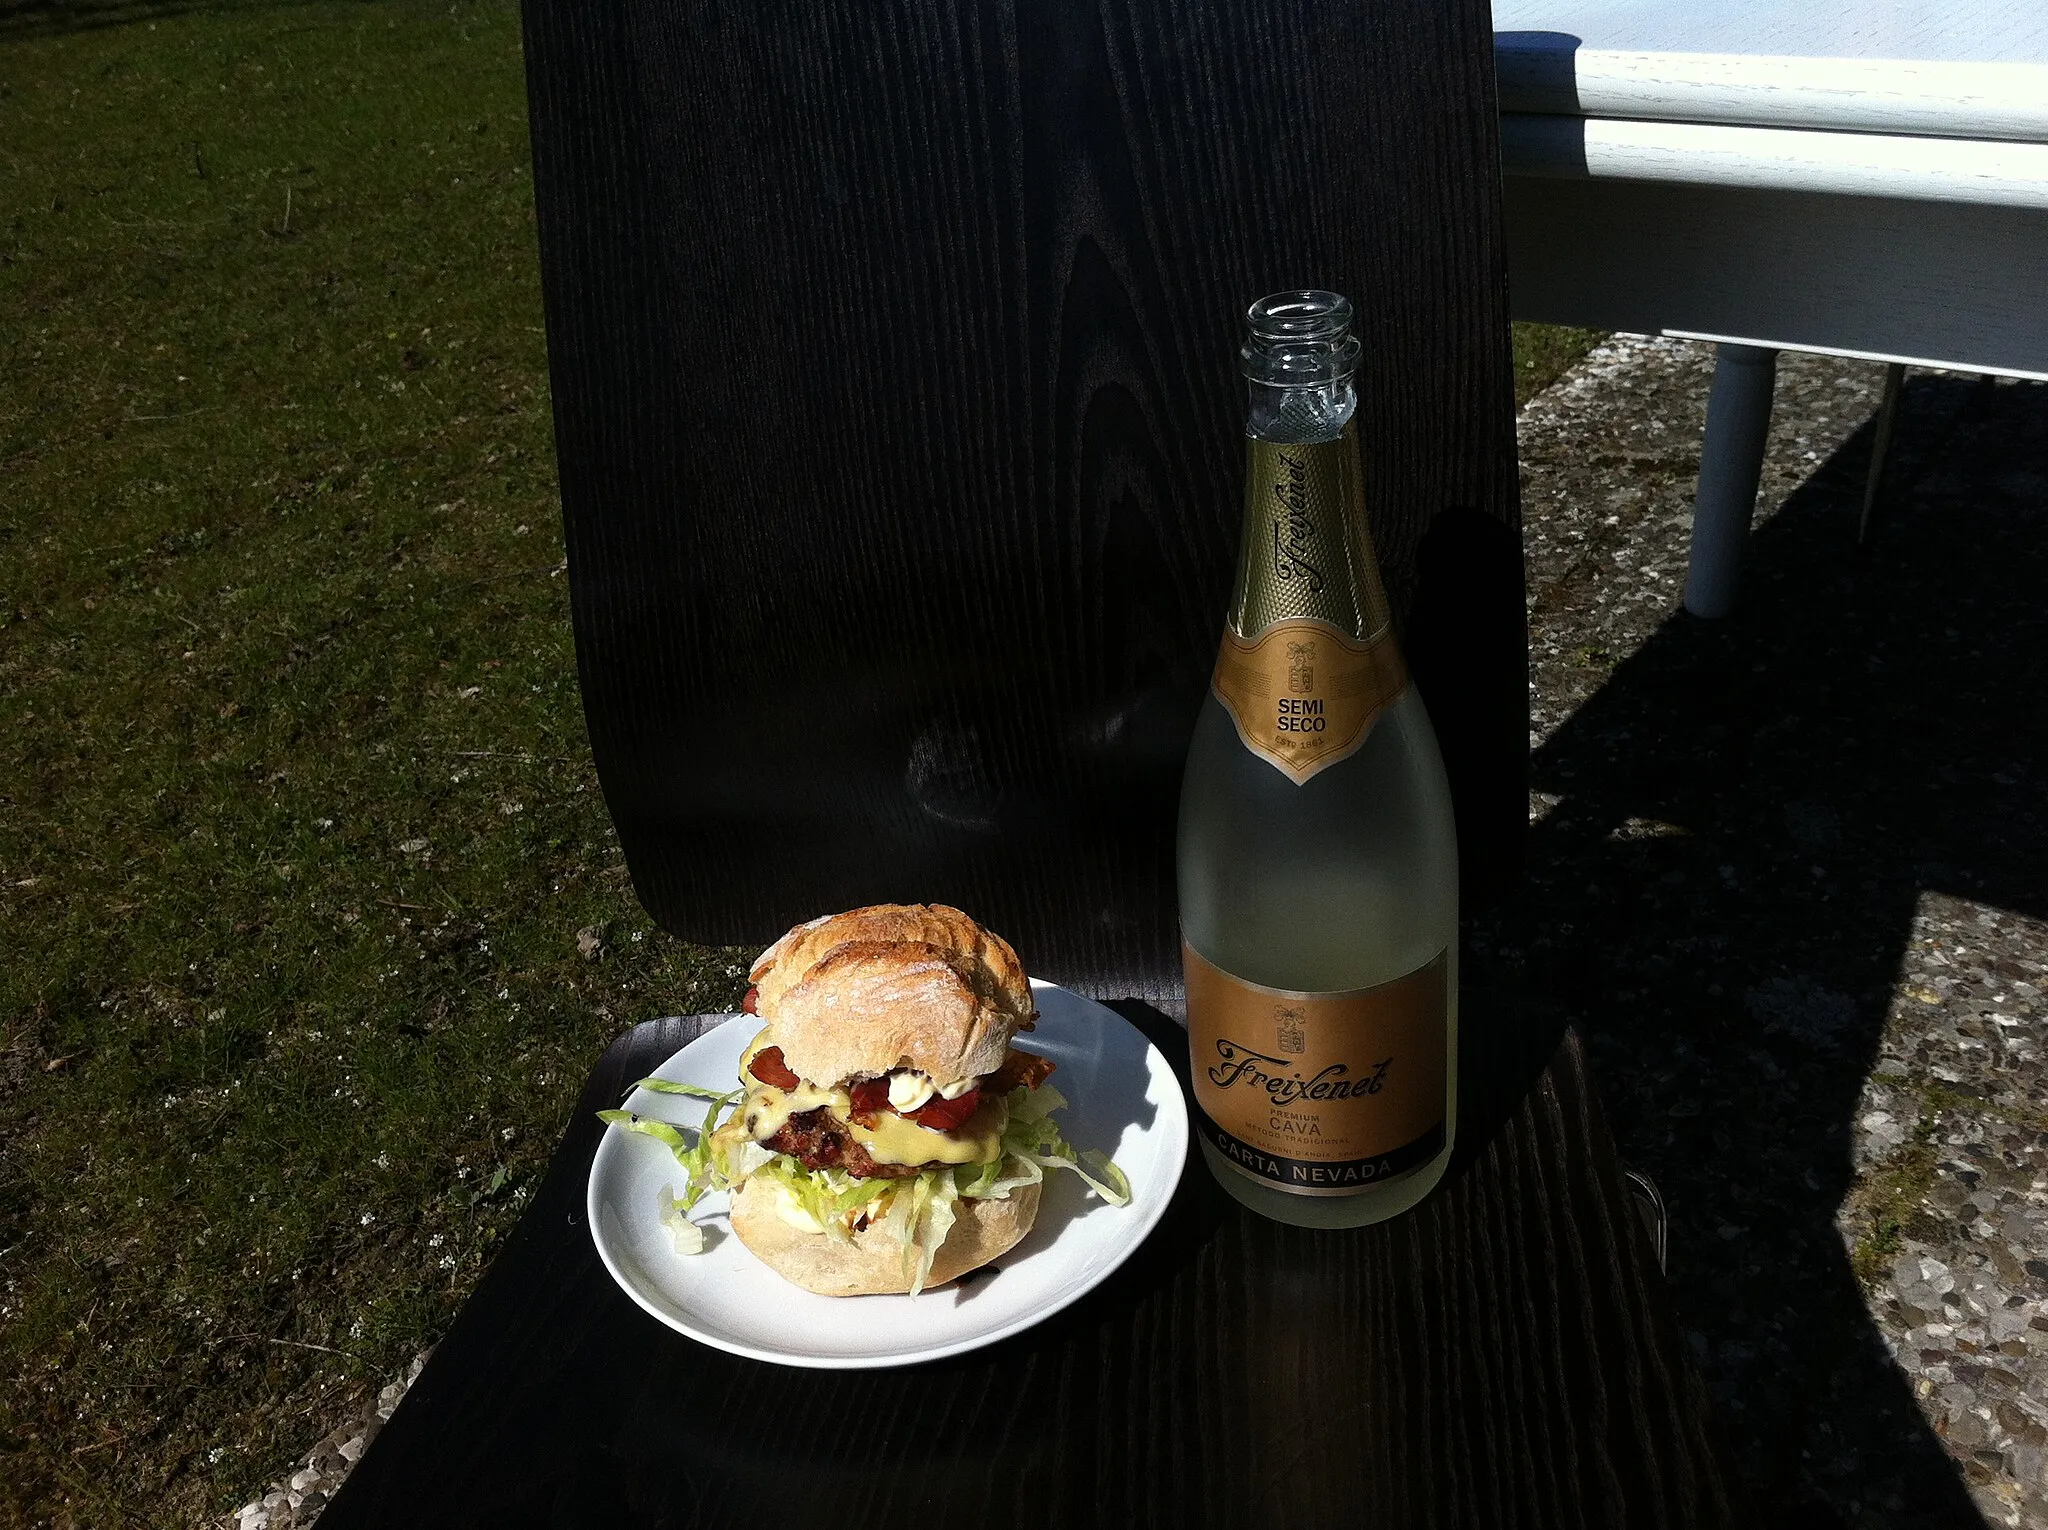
[748,904,1034,1088]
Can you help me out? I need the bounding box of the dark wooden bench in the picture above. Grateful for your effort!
[321,0,1739,1521]
[324,1014,1728,1526]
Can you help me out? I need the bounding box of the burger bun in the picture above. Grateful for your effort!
[728,1177,1041,1297]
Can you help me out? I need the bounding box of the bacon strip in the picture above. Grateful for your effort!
[908,1089,980,1131]
[847,1077,891,1117]
[984,1047,1056,1095]
[747,1046,800,1090]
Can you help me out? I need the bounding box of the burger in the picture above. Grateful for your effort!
[607,904,1128,1296]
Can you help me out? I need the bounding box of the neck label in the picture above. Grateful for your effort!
[1211,618,1406,784]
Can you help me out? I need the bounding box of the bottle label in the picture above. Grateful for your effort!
[1211,618,1407,784]
[1184,941,1447,1197]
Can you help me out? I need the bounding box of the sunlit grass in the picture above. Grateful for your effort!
[0,3,742,1521]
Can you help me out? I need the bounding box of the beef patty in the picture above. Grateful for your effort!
[761,1108,924,1180]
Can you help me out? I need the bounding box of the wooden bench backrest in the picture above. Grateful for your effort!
[524,0,1526,1001]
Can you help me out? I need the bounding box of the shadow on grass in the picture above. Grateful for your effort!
[1509,371,2048,1526]
[0,0,364,37]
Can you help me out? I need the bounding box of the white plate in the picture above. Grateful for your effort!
[586,980,1189,1369]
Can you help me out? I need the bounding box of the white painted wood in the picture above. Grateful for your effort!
[1491,0,2048,66]
[1502,176,2048,377]
[1495,46,2048,142]
[1500,114,2048,208]
[1491,0,2048,617]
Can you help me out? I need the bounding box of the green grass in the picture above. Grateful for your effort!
[0,5,1604,1521]
[0,4,745,1523]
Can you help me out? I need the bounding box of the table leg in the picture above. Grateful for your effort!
[1683,343,1778,619]
[1858,362,1908,544]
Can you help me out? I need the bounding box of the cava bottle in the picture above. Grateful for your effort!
[1177,291,1458,1228]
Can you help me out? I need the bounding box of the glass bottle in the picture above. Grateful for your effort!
[1177,290,1459,1228]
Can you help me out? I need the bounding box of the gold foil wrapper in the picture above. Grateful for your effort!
[1226,427,1394,641]
[1184,942,1448,1197]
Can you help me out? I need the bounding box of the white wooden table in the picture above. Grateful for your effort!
[1493,0,2048,615]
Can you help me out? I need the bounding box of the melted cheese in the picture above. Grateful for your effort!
[735,1027,851,1141]
[734,1027,1005,1165]
[739,1078,851,1142]
[847,1097,1006,1167]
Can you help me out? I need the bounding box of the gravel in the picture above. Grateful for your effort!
[230,1352,428,1529]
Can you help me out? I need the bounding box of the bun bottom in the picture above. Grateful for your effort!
[729,1177,1041,1296]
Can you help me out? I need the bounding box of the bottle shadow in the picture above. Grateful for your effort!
[1505,372,2048,1527]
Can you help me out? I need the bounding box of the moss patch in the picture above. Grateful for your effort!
[1513,322,1604,407]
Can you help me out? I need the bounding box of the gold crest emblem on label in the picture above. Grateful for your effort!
[1211,619,1407,785]
[1184,941,1447,1196]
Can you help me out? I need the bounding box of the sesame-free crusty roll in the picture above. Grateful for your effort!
[747,904,1035,1089]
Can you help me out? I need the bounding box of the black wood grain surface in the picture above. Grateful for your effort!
[525,0,1528,1005]
[321,1011,1735,1529]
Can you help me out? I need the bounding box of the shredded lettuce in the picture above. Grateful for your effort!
[995,1085,1133,1206]
[597,1083,739,1235]
[629,1077,740,1102]
[656,1185,706,1255]
[598,1072,1129,1287]
[913,1174,960,1294]
[749,1156,893,1242]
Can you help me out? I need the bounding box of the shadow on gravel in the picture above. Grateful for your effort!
[1514,373,2047,1528]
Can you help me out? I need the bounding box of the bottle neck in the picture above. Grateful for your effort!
[1224,412,1394,644]
[1246,373,1355,445]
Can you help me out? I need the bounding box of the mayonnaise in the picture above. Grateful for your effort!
[886,1071,936,1112]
